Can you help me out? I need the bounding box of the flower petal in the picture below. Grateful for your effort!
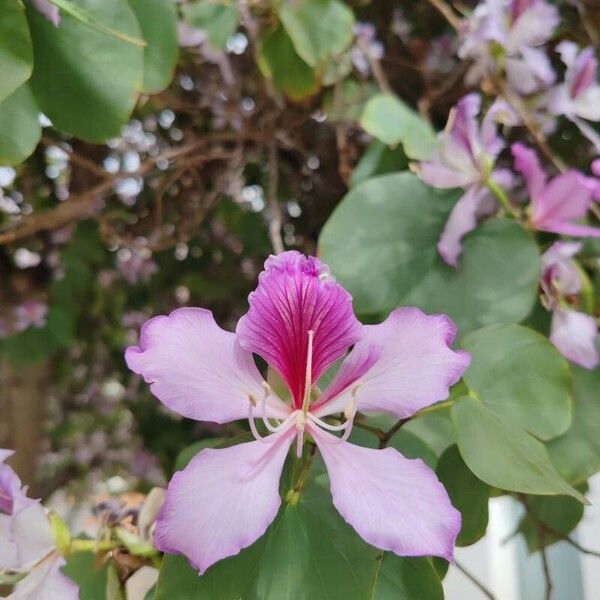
[550,308,600,369]
[310,426,461,561]
[437,186,488,267]
[155,427,295,574]
[125,308,290,424]
[237,252,361,408]
[11,502,56,569]
[512,142,546,205]
[313,307,470,419]
[10,554,78,600]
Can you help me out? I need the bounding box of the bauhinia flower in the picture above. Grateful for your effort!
[418,93,515,266]
[125,251,469,574]
[548,42,600,152]
[0,450,78,600]
[459,0,558,95]
[512,143,600,238]
[540,242,599,369]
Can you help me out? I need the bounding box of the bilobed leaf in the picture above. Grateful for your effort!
[26,0,144,142]
[518,493,585,553]
[452,396,586,503]
[0,84,41,165]
[350,140,408,188]
[319,173,540,334]
[360,94,437,160]
[279,0,355,68]
[547,366,600,484]
[435,445,489,546]
[63,552,108,600]
[461,324,572,440]
[182,1,238,50]
[258,24,319,101]
[0,0,33,102]
[129,0,178,93]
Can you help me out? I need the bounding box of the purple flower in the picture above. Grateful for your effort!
[512,143,600,238]
[550,308,599,369]
[548,42,600,152]
[13,300,48,332]
[459,0,558,95]
[540,241,582,300]
[0,450,78,599]
[419,94,516,266]
[31,0,60,27]
[116,250,158,285]
[126,251,469,574]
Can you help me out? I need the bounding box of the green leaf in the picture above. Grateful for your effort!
[279,0,355,68]
[0,0,33,102]
[547,366,600,484]
[360,94,437,160]
[403,409,456,458]
[461,324,572,441]
[27,0,144,142]
[452,396,587,503]
[435,445,490,546]
[182,1,238,50]
[63,552,108,600]
[319,173,540,334]
[350,140,408,188]
[0,84,41,165]
[129,0,178,93]
[518,493,585,553]
[370,554,443,600]
[258,24,319,100]
[174,437,226,471]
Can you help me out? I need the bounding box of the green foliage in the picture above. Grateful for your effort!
[182,1,238,50]
[452,396,586,503]
[278,0,355,68]
[63,552,108,600]
[0,84,41,165]
[319,173,540,333]
[360,94,437,160]
[435,445,490,546]
[0,0,33,102]
[461,324,572,441]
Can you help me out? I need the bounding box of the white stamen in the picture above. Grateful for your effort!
[301,330,314,415]
[260,383,280,433]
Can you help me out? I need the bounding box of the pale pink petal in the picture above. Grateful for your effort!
[418,160,476,189]
[155,426,295,574]
[31,0,61,27]
[569,47,597,98]
[9,554,78,600]
[11,502,56,569]
[125,308,290,424]
[507,1,558,50]
[310,425,460,561]
[236,252,361,408]
[512,142,546,205]
[543,221,600,238]
[571,116,600,154]
[550,309,599,369]
[535,170,592,223]
[437,186,489,267]
[313,307,470,419]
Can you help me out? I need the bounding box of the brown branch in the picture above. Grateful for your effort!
[357,37,392,94]
[425,0,462,31]
[454,560,496,600]
[266,143,284,255]
[378,418,410,448]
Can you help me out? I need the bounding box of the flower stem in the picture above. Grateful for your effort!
[485,177,517,218]
[70,539,119,554]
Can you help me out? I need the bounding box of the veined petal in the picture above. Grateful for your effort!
[125,308,290,424]
[11,502,56,569]
[9,554,78,600]
[310,426,460,561]
[313,307,470,419]
[155,426,295,574]
[237,252,361,408]
[550,309,599,369]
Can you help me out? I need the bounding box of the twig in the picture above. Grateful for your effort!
[379,418,410,448]
[539,532,553,600]
[357,38,392,94]
[454,560,496,600]
[425,0,462,31]
[266,142,284,255]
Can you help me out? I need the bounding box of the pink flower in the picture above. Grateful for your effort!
[548,42,600,152]
[459,0,558,95]
[512,143,600,238]
[125,252,470,574]
[419,94,516,266]
[540,242,599,369]
[0,450,78,599]
[13,300,48,332]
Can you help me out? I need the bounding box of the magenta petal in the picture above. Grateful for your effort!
[155,427,295,574]
[12,554,79,600]
[437,186,488,267]
[550,309,599,369]
[314,307,470,419]
[125,308,290,424]
[311,426,461,561]
[237,252,361,408]
[512,142,546,205]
